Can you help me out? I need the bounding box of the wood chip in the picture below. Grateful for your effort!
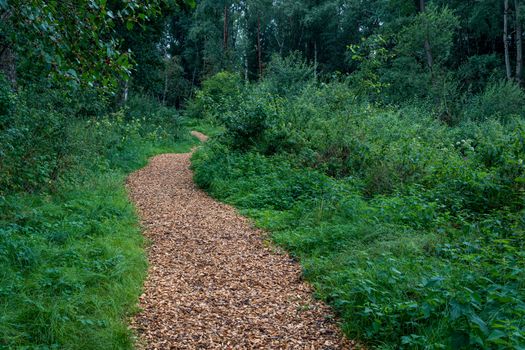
[126,147,354,349]
[190,131,209,142]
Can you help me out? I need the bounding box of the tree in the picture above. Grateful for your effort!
[396,5,459,72]
[505,0,513,80]
[418,0,434,71]
[0,9,15,88]
[0,0,195,92]
[516,0,523,84]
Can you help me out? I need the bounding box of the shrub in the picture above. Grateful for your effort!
[0,75,14,116]
[463,80,525,123]
[457,54,503,93]
[0,88,69,193]
[0,87,182,195]
[185,71,243,120]
[262,52,315,97]
[190,71,525,349]
[124,94,183,141]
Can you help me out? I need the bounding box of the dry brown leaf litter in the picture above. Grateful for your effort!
[127,138,354,349]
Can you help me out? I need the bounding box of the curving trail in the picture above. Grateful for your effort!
[127,133,352,349]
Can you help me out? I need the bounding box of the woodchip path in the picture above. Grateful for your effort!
[126,132,352,349]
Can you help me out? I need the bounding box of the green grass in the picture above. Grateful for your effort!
[0,122,202,349]
[0,175,145,349]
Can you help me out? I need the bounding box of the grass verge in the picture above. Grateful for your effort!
[0,126,200,349]
[191,145,525,350]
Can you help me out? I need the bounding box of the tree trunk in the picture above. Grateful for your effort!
[0,45,16,89]
[223,3,229,50]
[419,0,433,71]
[189,66,197,99]
[516,0,523,84]
[244,54,249,83]
[123,79,129,104]
[0,10,16,89]
[314,41,318,81]
[257,15,262,78]
[163,65,168,105]
[505,0,513,80]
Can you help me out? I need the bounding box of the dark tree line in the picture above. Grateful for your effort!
[109,0,521,109]
[1,0,522,108]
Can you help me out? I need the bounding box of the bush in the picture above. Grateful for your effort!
[262,52,315,97]
[124,94,183,145]
[185,71,243,120]
[0,86,69,193]
[0,87,182,195]
[457,54,503,93]
[0,75,14,116]
[190,69,525,349]
[463,80,525,123]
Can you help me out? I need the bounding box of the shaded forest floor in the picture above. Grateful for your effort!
[127,133,352,349]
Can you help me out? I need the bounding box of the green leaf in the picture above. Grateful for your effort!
[424,276,444,288]
[66,69,78,79]
[469,314,489,335]
[450,331,469,349]
[390,267,402,275]
[487,330,506,342]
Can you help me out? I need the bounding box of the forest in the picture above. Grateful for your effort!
[1,0,525,349]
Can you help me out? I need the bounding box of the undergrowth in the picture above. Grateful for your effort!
[0,84,199,349]
[190,66,525,349]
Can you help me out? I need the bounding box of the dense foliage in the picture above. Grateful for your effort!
[190,61,525,349]
[3,0,525,349]
[111,0,521,119]
[0,0,202,347]
[0,71,197,347]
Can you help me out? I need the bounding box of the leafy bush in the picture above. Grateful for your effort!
[0,75,14,116]
[0,86,69,193]
[0,83,182,194]
[185,71,243,120]
[262,52,315,97]
[190,68,525,349]
[457,54,503,93]
[463,80,525,123]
